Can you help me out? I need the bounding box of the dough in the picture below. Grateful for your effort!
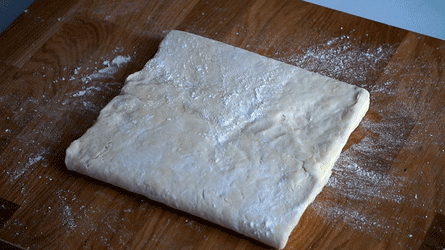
[65,30,369,249]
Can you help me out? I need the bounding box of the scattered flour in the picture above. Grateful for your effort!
[8,151,46,181]
[0,48,139,249]
[4,51,133,185]
[61,53,133,111]
[287,35,435,241]
[63,205,77,230]
[80,55,132,85]
[0,51,131,182]
[310,111,414,236]
[327,160,405,204]
[70,86,102,97]
[277,35,397,91]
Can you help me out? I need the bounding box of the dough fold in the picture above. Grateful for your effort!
[66,30,369,249]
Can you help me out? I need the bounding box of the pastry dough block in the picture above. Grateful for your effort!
[65,30,369,249]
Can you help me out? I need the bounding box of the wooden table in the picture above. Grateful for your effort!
[1,0,444,249]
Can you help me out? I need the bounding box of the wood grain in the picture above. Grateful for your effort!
[0,0,444,249]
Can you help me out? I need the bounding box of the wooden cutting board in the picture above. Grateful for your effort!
[1,0,444,249]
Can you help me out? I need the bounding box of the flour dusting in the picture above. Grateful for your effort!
[310,110,414,232]
[62,53,133,111]
[80,55,132,85]
[287,35,431,240]
[63,205,77,230]
[278,35,397,90]
[9,151,47,181]
[327,159,405,204]
[4,50,133,185]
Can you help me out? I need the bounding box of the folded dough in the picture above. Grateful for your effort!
[65,30,369,249]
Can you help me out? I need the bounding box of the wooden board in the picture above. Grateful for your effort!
[1,0,444,249]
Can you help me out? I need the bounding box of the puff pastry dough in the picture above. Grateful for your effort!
[65,30,369,249]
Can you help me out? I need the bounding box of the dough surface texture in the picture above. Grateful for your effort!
[65,30,369,249]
